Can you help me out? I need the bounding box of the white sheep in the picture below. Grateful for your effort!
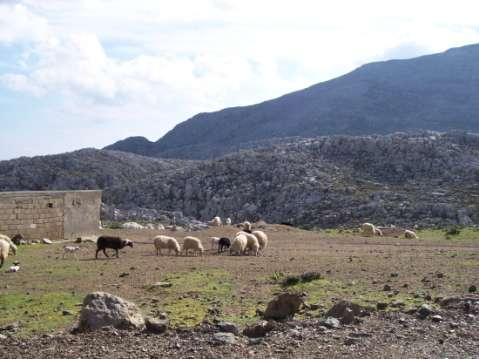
[6,264,20,273]
[63,245,80,259]
[0,235,17,268]
[240,221,252,232]
[361,223,377,237]
[244,233,260,256]
[230,233,247,256]
[182,236,204,256]
[225,218,232,226]
[209,216,222,227]
[404,229,418,239]
[209,237,220,250]
[252,230,268,252]
[154,235,181,256]
[374,227,383,236]
[157,224,165,230]
[122,222,144,230]
[146,223,156,230]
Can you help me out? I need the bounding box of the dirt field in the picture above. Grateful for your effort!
[1,225,478,358]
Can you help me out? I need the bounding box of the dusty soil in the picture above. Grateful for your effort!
[0,225,478,358]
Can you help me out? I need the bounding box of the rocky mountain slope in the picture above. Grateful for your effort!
[104,132,479,228]
[1,132,478,228]
[106,44,479,159]
[0,149,191,191]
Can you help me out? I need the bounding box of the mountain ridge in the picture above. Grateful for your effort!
[105,43,479,159]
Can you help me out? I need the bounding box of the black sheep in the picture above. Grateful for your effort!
[218,237,231,253]
[95,236,133,259]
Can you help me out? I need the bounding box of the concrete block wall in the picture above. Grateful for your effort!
[0,190,101,241]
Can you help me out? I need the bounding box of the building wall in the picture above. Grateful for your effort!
[0,190,101,241]
[63,191,102,239]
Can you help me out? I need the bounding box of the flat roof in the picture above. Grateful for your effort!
[0,190,102,197]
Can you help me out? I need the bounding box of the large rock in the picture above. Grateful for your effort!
[263,293,304,320]
[243,321,276,338]
[325,300,368,324]
[76,292,145,331]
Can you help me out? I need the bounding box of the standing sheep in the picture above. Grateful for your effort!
[225,218,232,226]
[0,236,16,268]
[209,216,222,227]
[95,236,133,259]
[244,233,260,256]
[182,236,204,256]
[252,230,268,252]
[238,221,252,233]
[209,237,220,250]
[153,235,181,256]
[230,233,247,256]
[218,237,231,253]
[63,245,80,259]
[404,229,418,239]
[361,223,378,237]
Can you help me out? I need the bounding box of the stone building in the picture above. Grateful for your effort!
[0,190,102,241]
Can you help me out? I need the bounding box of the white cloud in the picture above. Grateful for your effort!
[1,0,479,159]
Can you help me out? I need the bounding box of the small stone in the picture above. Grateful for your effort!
[150,282,172,288]
[217,321,240,335]
[62,310,74,316]
[436,273,444,279]
[417,304,433,319]
[145,317,168,334]
[119,272,129,278]
[213,332,236,345]
[377,302,388,310]
[248,337,263,345]
[469,285,477,293]
[321,317,340,329]
[309,303,320,311]
[344,336,360,346]
[0,334,7,340]
[243,321,275,338]
[390,273,399,278]
[431,315,443,322]
[42,238,53,244]
[383,284,392,291]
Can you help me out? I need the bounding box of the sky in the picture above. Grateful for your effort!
[1,1,479,160]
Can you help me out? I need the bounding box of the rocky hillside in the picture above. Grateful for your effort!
[1,132,478,228]
[104,132,479,228]
[106,44,479,159]
[0,149,191,191]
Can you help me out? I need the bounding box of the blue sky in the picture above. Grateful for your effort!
[1,0,479,160]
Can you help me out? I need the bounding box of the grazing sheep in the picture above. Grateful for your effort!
[404,229,418,239]
[0,236,16,268]
[225,218,232,226]
[209,216,222,227]
[361,223,378,237]
[238,221,252,233]
[95,236,133,259]
[121,222,144,230]
[11,233,25,245]
[63,245,80,259]
[218,237,231,253]
[153,235,181,256]
[374,228,383,236]
[230,233,247,256]
[252,230,268,252]
[182,236,204,256]
[244,233,260,256]
[209,237,220,250]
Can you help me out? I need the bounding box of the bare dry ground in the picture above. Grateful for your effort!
[1,225,478,358]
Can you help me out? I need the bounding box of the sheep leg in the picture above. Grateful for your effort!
[115,249,119,258]
[95,248,101,259]
[103,248,109,258]
[0,255,3,268]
